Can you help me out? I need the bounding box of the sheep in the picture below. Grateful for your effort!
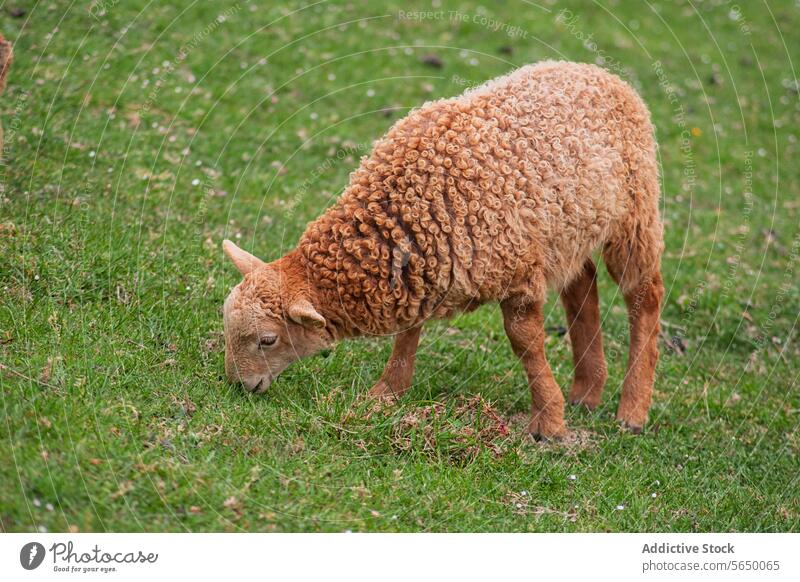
[222,61,664,438]
[0,34,12,155]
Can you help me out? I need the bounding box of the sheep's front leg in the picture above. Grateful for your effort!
[368,326,422,398]
[501,297,568,440]
[561,260,608,409]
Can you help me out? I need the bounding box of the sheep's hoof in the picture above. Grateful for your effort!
[616,407,647,434]
[367,380,391,398]
[530,432,569,443]
[618,419,644,435]
[569,396,600,411]
[367,380,406,400]
[568,382,602,410]
[528,417,569,442]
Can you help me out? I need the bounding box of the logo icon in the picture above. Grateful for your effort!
[20,542,46,570]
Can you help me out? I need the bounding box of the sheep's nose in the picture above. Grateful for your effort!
[243,376,270,394]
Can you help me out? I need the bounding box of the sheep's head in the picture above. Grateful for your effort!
[222,240,333,393]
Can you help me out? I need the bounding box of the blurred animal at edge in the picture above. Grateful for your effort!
[0,34,13,155]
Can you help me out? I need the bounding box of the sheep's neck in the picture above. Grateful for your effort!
[279,248,361,341]
[291,210,418,340]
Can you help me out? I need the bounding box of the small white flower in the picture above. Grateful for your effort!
[615,504,625,511]
[366,89,375,97]
[651,493,657,498]
[191,178,201,186]
[568,474,577,481]
[88,151,96,158]
[33,498,42,508]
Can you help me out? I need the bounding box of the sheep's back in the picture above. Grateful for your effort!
[300,62,655,334]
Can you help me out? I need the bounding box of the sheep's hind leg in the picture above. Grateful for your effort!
[616,271,663,433]
[368,326,422,399]
[501,297,568,440]
[602,135,665,433]
[561,260,608,410]
[604,255,664,433]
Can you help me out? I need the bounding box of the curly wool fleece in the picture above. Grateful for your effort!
[298,61,663,337]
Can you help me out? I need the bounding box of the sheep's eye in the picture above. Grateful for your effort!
[259,334,278,348]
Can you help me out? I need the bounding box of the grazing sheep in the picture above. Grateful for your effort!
[0,34,12,155]
[223,61,664,438]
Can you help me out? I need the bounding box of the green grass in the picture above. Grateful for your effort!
[1,0,799,532]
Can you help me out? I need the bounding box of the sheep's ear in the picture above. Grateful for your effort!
[287,298,326,329]
[222,239,265,275]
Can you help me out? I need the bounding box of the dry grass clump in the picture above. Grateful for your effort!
[389,395,511,465]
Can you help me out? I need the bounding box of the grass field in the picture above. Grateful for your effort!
[1,0,799,532]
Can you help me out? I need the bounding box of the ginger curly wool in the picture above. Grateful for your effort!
[223,61,665,438]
